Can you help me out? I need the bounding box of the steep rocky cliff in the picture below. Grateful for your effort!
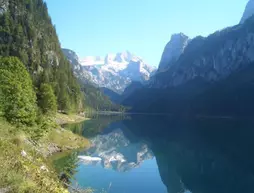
[151,19,254,88]
[157,33,190,72]
[240,0,254,24]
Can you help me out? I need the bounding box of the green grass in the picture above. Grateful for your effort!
[47,129,90,150]
[0,116,90,193]
[55,113,89,125]
[0,118,68,192]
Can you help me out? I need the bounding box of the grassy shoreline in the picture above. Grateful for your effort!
[0,114,90,193]
[55,113,89,125]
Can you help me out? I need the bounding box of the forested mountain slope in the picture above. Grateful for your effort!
[0,0,82,112]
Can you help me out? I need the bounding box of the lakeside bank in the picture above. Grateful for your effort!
[0,113,91,193]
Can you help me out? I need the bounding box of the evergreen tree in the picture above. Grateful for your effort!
[38,83,57,115]
[0,57,37,125]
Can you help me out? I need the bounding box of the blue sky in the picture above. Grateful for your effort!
[45,0,248,66]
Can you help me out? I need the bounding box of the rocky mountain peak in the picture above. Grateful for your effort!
[240,0,254,24]
[114,51,133,63]
[63,49,157,93]
[80,56,104,66]
[158,32,190,72]
[105,53,116,64]
[171,33,188,40]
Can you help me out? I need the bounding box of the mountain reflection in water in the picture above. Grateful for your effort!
[62,115,254,193]
[80,128,153,172]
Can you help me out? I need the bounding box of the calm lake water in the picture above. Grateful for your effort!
[53,115,254,193]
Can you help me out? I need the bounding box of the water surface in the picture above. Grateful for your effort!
[54,115,254,193]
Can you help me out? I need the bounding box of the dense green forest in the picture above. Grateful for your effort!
[0,0,83,114]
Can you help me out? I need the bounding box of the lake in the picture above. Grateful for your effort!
[53,115,254,193]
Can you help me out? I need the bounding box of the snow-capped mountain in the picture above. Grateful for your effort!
[78,128,154,172]
[80,56,104,66]
[63,49,156,93]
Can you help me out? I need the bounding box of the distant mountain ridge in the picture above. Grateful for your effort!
[80,51,134,66]
[63,49,156,93]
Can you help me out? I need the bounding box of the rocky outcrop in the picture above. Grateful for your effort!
[62,49,80,70]
[0,0,9,15]
[240,0,254,24]
[158,33,190,72]
[62,48,93,85]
